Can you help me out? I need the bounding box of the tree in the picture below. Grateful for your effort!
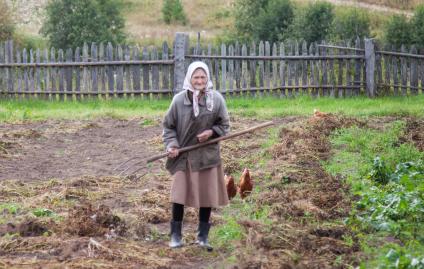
[233,0,270,40]
[333,8,370,41]
[162,0,187,25]
[384,15,412,49]
[0,1,14,41]
[411,5,424,48]
[41,0,126,49]
[294,2,334,44]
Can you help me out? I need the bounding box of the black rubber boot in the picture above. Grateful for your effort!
[196,222,213,251]
[169,221,183,248]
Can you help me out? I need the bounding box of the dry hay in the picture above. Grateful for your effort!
[0,219,50,237]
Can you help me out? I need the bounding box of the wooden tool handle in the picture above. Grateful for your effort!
[146,121,274,163]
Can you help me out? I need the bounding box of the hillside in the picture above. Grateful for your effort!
[5,0,418,45]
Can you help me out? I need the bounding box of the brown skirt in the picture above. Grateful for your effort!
[170,160,229,208]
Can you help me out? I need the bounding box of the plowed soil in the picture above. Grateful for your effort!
[0,115,421,268]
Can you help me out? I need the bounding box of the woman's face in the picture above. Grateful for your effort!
[190,68,207,92]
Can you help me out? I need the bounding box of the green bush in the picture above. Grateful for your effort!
[253,0,294,42]
[0,1,14,41]
[333,8,370,41]
[41,0,126,49]
[292,1,334,44]
[162,0,187,26]
[233,0,269,41]
[384,15,413,49]
[411,5,424,48]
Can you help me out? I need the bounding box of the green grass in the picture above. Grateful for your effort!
[1,95,424,123]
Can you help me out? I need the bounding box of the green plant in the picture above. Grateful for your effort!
[333,8,371,41]
[411,5,424,48]
[41,0,126,49]
[384,15,413,49]
[253,0,294,42]
[161,0,187,25]
[32,208,55,217]
[292,1,335,43]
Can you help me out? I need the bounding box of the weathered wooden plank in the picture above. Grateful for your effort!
[249,41,256,97]
[337,43,344,97]
[58,49,64,93]
[264,41,271,96]
[162,42,170,97]
[74,47,81,93]
[142,47,150,93]
[50,48,56,93]
[0,43,4,92]
[392,45,399,96]
[132,46,141,93]
[329,46,336,97]
[124,45,131,93]
[376,44,382,97]
[315,43,321,97]
[15,48,22,93]
[65,48,73,93]
[221,43,227,95]
[214,46,220,92]
[400,45,407,96]
[294,41,299,95]
[116,45,124,93]
[151,46,160,96]
[42,49,49,94]
[106,43,114,94]
[280,42,286,98]
[99,43,106,93]
[234,42,241,92]
[365,39,376,98]
[354,37,361,96]
[302,41,307,96]
[241,44,248,92]
[258,41,265,96]
[29,49,35,93]
[309,44,315,97]
[321,42,328,96]
[410,46,418,95]
[228,44,234,96]
[271,42,278,97]
[420,49,424,93]
[206,44,213,84]
[383,45,391,95]
[82,43,89,93]
[287,41,293,97]
[91,43,98,93]
[35,49,42,93]
[6,41,14,93]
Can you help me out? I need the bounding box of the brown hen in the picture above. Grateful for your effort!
[238,168,253,199]
[313,108,328,118]
[225,174,237,200]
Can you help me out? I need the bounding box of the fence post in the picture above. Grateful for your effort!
[365,38,376,98]
[173,32,189,94]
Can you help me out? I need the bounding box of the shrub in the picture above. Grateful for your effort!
[384,15,412,49]
[41,0,126,49]
[333,8,371,41]
[411,5,424,48]
[0,1,14,41]
[253,0,294,42]
[293,1,334,44]
[162,0,187,26]
[233,0,269,41]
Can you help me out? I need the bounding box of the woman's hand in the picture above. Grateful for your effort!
[167,147,179,158]
[197,129,213,143]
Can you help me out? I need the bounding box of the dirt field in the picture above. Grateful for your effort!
[0,115,422,268]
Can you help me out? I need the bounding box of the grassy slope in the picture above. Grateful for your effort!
[1,95,424,123]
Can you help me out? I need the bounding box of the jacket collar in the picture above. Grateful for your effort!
[183,90,206,106]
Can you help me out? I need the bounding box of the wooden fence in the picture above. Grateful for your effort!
[1,33,424,98]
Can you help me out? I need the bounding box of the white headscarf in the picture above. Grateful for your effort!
[182,61,214,117]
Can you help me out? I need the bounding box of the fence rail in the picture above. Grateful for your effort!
[1,34,424,98]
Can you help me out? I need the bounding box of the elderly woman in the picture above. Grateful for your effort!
[162,61,230,250]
